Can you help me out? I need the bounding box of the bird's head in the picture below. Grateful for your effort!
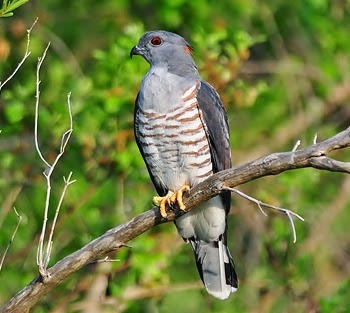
[130,30,195,69]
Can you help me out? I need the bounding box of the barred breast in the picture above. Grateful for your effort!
[135,81,213,192]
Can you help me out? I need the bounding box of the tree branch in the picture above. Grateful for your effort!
[1,127,349,313]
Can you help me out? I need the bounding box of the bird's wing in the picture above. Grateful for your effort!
[197,80,232,212]
[134,93,168,197]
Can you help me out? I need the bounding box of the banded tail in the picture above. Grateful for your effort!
[189,234,238,300]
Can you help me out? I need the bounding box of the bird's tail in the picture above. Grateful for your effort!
[189,234,238,300]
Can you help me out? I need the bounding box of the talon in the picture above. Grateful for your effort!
[152,196,168,218]
[173,185,190,210]
[153,191,174,218]
[152,196,164,207]
[160,199,168,218]
[152,185,190,217]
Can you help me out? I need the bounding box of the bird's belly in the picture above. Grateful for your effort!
[144,124,212,191]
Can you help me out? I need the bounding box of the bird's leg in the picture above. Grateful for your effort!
[153,185,190,218]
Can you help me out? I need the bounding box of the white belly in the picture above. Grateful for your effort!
[175,196,226,241]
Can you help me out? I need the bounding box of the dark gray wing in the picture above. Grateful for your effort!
[134,93,168,197]
[197,80,232,212]
[191,80,236,292]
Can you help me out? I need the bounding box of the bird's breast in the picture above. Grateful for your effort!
[136,81,213,191]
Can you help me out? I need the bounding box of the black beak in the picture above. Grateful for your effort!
[130,45,142,58]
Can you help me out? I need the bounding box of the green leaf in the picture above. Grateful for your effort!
[1,0,29,16]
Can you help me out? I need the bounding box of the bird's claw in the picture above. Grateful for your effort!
[153,185,190,218]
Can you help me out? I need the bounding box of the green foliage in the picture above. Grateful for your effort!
[0,0,28,17]
[1,0,350,312]
[320,279,350,313]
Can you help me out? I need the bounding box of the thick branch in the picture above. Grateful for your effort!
[184,127,350,209]
[1,127,349,313]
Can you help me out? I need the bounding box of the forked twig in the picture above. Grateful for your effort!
[224,186,304,243]
[0,18,38,92]
[34,44,75,278]
[43,172,76,269]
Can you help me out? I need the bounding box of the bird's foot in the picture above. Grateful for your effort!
[170,185,190,210]
[153,191,174,218]
[153,185,190,218]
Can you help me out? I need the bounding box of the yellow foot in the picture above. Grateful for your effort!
[153,191,174,218]
[153,185,190,218]
[170,185,190,210]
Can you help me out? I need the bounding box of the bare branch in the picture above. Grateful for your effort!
[34,42,51,169]
[35,43,52,277]
[223,187,304,243]
[0,127,349,313]
[0,18,37,92]
[308,156,350,172]
[44,172,76,270]
[34,45,74,279]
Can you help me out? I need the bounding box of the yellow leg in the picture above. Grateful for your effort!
[152,185,190,217]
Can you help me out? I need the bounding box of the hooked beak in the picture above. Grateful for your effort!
[130,45,143,58]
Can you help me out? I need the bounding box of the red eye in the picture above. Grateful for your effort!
[150,36,162,46]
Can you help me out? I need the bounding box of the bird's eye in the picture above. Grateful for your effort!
[150,36,162,46]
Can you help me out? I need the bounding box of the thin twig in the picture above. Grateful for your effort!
[313,133,318,145]
[60,93,73,153]
[224,187,304,243]
[229,188,268,217]
[44,172,76,269]
[91,256,121,264]
[292,139,301,152]
[35,43,52,277]
[34,42,51,169]
[0,208,22,272]
[0,18,38,92]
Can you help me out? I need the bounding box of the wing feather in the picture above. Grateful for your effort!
[134,93,168,196]
[197,80,232,212]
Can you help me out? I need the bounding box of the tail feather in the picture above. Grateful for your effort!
[189,234,238,300]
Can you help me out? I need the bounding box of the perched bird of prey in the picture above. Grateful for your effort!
[130,30,238,300]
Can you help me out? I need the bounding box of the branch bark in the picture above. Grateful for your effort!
[1,127,349,313]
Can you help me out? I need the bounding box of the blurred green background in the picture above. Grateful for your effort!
[1,0,350,312]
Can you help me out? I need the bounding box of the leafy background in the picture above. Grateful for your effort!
[1,0,350,312]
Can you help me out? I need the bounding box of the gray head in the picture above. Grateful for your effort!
[130,30,198,77]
